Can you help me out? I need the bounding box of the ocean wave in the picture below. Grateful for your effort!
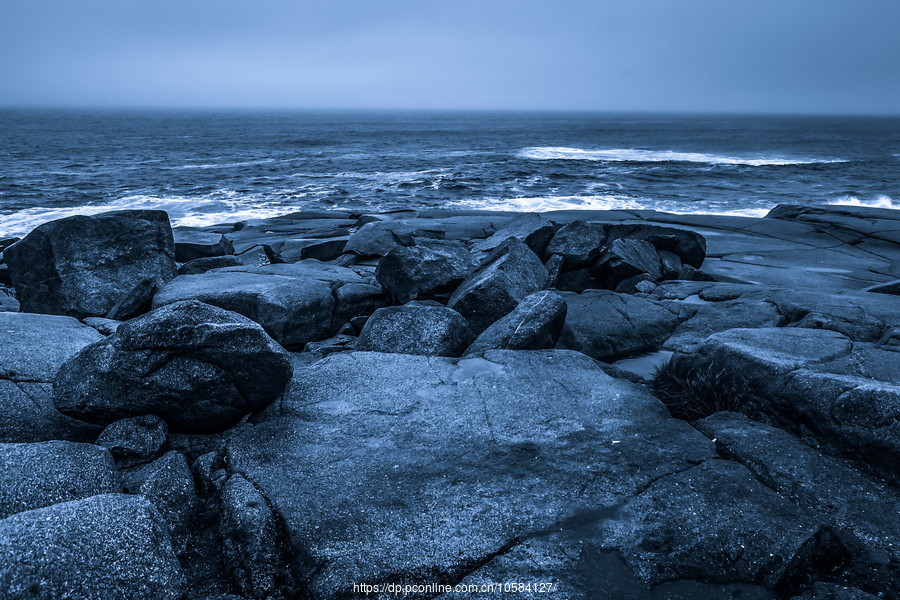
[519,146,846,166]
[451,195,771,217]
[0,193,301,237]
[828,195,897,209]
[168,158,277,170]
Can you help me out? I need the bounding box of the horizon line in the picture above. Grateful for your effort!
[2,104,900,119]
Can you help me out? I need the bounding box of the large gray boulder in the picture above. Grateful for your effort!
[448,238,548,334]
[607,223,707,268]
[0,441,119,518]
[0,494,186,599]
[375,239,478,303]
[357,304,472,357]
[591,238,662,285]
[464,290,567,354]
[557,290,680,360]
[53,301,293,433]
[544,220,608,269]
[152,262,385,348]
[3,210,177,318]
[0,312,103,442]
[225,350,718,598]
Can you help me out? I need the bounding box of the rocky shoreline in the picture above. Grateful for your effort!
[0,204,898,599]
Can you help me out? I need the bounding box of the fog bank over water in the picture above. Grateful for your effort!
[1,0,899,114]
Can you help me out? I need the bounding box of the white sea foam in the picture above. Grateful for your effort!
[451,195,771,217]
[519,146,846,166]
[828,195,897,209]
[0,193,300,238]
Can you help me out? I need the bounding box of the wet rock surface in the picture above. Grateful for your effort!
[227,350,716,599]
[697,412,900,594]
[2,203,899,600]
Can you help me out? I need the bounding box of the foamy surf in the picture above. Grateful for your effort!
[451,195,772,218]
[0,194,301,238]
[519,146,847,166]
[828,195,897,210]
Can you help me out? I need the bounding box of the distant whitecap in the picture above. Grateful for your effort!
[519,146,847,166]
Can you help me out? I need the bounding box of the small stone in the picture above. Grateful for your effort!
[3,210,177,318]
[96,415,168,468]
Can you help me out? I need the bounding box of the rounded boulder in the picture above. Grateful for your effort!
[53,301,293,433]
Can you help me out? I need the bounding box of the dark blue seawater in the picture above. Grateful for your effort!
[1,109,899,236]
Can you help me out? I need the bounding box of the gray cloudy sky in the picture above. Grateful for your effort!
[1,0,898,113]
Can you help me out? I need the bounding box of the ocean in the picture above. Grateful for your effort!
[1,109,898,237]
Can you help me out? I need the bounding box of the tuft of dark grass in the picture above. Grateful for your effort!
[651,354,755,421]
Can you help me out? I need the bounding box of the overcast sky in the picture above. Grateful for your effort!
[1,0,898,113]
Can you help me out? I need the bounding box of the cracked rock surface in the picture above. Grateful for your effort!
[225,350,719,598]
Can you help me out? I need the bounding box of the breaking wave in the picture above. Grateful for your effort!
[828,195,897,209]
[452,195,771,217]
[0,193,301,238]
[519,146,847,166]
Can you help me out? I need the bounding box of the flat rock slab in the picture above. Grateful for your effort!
[0,494,185,600]
[0,312,103,442]
[226,350,723,598]
[152,262,385,347]
[0,441,119,519]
